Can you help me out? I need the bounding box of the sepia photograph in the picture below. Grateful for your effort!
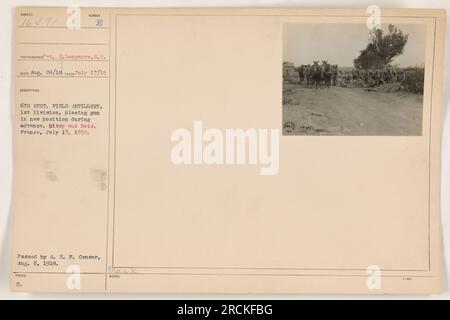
[282,23,426,136]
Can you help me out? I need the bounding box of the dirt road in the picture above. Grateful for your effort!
[282,84,423,136]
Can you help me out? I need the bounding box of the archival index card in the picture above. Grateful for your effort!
[11,7,446,293]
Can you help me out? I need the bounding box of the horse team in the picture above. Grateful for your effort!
[298,60,338,89]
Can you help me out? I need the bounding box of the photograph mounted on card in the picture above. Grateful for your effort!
[11,7,446,294]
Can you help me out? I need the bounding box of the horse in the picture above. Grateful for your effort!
[321,60,331,88]
[311,61,322,89]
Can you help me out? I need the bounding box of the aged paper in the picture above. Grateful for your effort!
[11,7,446,293]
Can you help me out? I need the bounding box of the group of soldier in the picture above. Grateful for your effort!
[297,62,405,89]
[338,65,405,87]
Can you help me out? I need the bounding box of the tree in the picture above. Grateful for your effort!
[354,24,408,69]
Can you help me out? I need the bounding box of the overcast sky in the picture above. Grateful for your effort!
[283,23,426,68]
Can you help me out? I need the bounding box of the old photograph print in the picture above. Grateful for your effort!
[282,23,426,136]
